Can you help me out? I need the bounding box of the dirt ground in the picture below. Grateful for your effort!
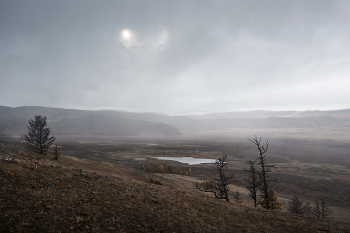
[53,127,350,223]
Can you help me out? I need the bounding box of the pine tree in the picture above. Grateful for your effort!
[24,115,55,154]
[145,164,154,173]
[156,165,165,173]
[264,189,283,210]
[172,166,182,174]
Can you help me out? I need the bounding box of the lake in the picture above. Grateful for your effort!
[152,157,216,165]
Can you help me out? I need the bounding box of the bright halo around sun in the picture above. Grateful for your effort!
[119,29,135,48]
[122,29,131,40]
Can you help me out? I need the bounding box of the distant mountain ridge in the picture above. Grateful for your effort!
[1,105,350,136]
[185,109,350,119]
[0,106,183,136]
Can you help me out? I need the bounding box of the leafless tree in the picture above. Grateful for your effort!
[194,155,234,202]
[287,196,305,215]
[244,159,261,207]
[249,136,276,209]
[213,155,234,202]
[311,199,333,219]
[303,202,312,217]
[53,144,60,160]
[233,190,243,204]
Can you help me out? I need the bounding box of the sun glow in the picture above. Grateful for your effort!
[122,30,131,39]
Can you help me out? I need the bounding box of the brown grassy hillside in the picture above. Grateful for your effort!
[1,140,350,232]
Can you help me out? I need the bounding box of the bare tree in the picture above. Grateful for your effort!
[212,155,234,202]
[195,155,234,202]
[311,199,321,218]
[233,190,243,204]
[287,196,305,215]
[311,199,333,219]
[249,136,276,209]
[53,144,60,160]
[244,159,261,207]
[24,115,55,154]
[303,202,312,217]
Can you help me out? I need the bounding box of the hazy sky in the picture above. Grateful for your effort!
[1,0,350,114]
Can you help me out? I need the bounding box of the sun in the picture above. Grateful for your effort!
[119,29,137,48]
[121,29,131,40]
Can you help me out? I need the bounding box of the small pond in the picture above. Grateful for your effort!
[152,157,216,165]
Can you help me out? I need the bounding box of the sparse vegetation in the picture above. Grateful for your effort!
[0,139,349,232]
[143,164,190,176]
[24,115,55,154]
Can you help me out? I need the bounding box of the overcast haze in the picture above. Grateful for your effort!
[1,0,350,114]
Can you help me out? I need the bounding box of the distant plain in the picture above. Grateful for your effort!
[58,127,350,223]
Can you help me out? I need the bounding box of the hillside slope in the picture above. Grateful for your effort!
[1,106,350,136]
[49,114,182,136]
[1,140,350,232]
[0,106,183,136]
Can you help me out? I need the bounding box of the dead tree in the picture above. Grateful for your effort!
[244,159,261,207]
[53,144,60,160]
[311,199,333,219]
[303,202,312,217]
[249,136,275,209]
[194,155,234,202]
[287,196,305,215]
[233,190,243,204]
[213,155,234,202]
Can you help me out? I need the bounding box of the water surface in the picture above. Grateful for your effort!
[152,157,216,165]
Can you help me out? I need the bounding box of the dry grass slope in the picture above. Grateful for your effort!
[1,140,350,233]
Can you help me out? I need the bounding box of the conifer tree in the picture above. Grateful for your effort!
[156,165,165,173]
[145,164,154,173]
[264,189,283,210]
[25,115,55,154]
[172,166,182,174]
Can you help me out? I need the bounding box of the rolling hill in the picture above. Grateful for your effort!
[1,106,350,136]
